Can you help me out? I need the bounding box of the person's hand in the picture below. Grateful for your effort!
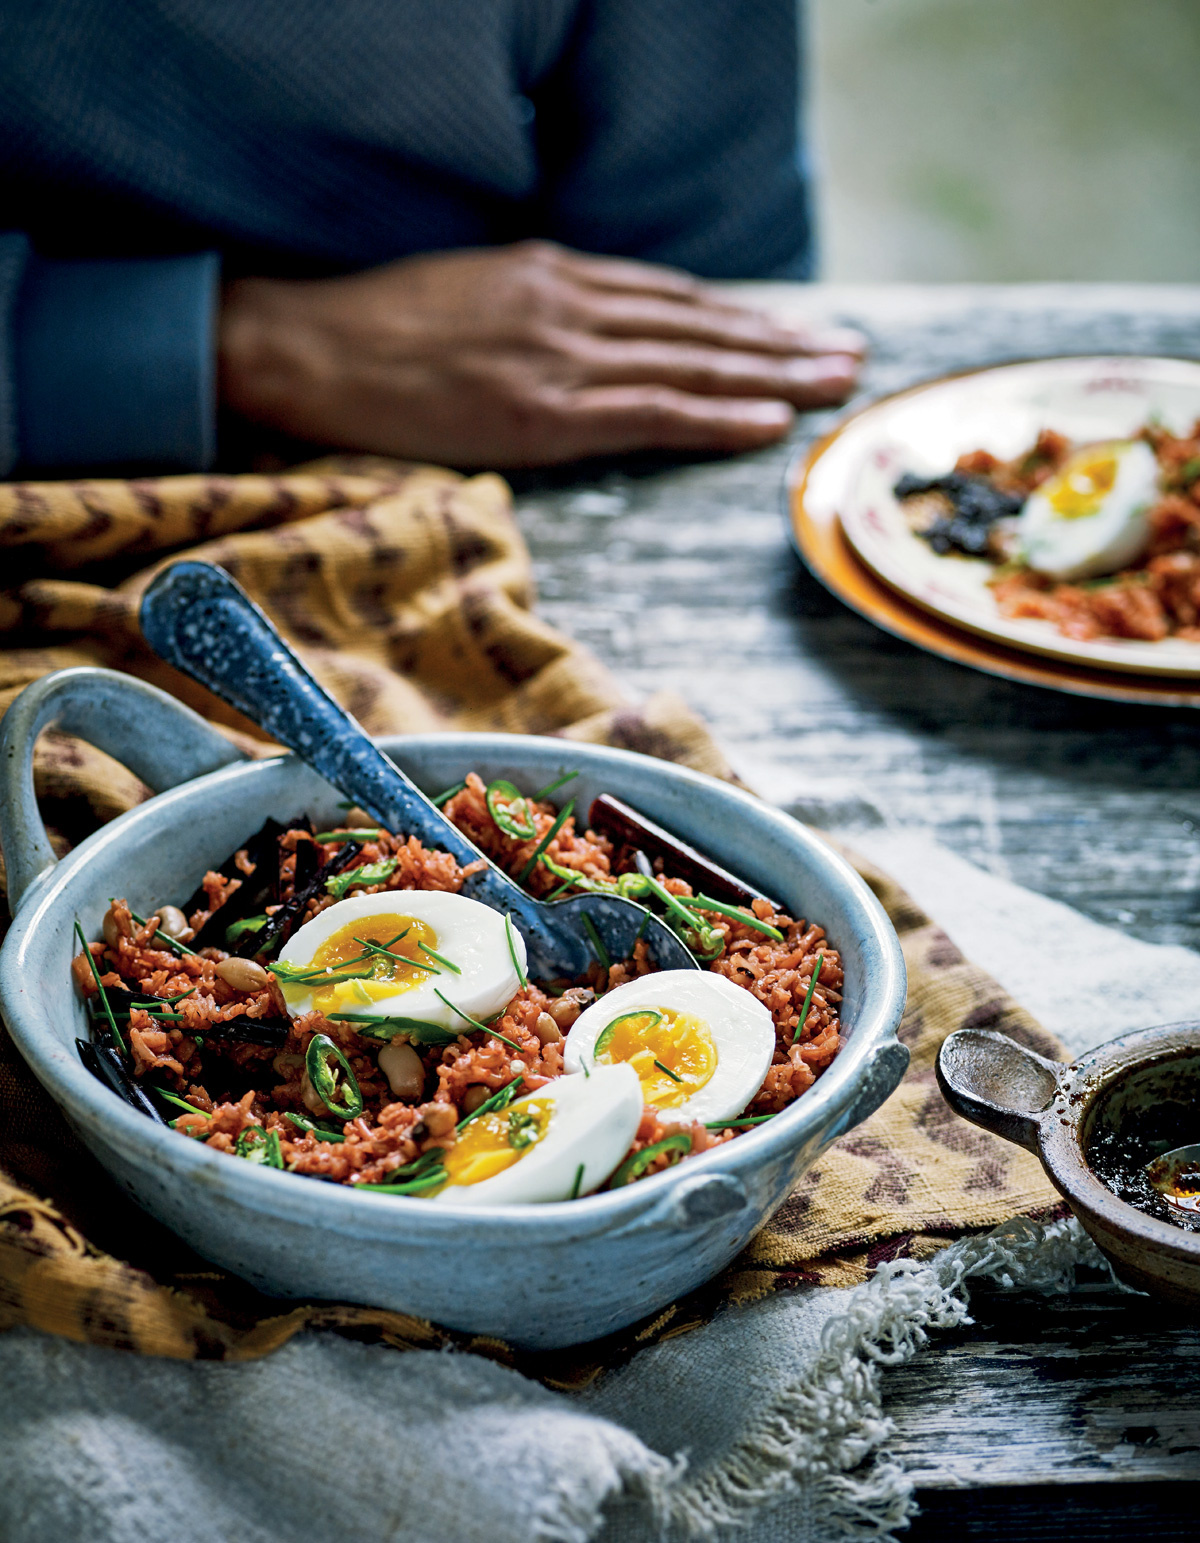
[218,242,864,467]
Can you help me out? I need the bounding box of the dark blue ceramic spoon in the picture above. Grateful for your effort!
[139,562,698,980]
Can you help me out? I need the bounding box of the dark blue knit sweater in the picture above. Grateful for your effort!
[0,0,812,473]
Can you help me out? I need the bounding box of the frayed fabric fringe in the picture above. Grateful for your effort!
[644,1217,1117,1542]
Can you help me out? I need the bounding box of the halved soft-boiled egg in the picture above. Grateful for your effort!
[275,890,526,1033]
[562,970,776,1125]
[1017,438,1159,582]
[435,1062,643,1204]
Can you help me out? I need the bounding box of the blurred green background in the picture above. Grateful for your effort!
[809,0,1200,280]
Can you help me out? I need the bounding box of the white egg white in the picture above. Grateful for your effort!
[562,969,776,1126]
[436,1062,643,1205]
[276,890,526,1032]
[1018,438,1159,583]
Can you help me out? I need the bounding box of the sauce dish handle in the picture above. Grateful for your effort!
[936,1028,1064,1153]
[0,666,244,915]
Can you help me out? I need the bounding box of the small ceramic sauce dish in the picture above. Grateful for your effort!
[937,1023,1200,1306]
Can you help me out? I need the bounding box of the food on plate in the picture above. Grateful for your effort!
[72,772,843,1201]
[894,420,1200,641]
[1016,438,1158,582]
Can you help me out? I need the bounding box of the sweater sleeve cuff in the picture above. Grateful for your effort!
[14,251,219,473]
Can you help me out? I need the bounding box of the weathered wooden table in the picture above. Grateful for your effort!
[513,284,1200,1540]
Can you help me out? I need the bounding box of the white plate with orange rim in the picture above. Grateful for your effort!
[835,355,1200,678]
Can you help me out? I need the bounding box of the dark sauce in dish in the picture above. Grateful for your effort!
[1087,1102,1200,1231]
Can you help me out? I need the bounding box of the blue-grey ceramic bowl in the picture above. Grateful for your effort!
[0,668,907,1348]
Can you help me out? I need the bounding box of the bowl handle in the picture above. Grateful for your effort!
[0,666,245,915]
[816,1038,911,1154]
[936,1028,1063,1153]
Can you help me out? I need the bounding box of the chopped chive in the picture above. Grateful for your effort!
[692,894,784,943]
[580,912,611,973]
[633,910,652,944]
[517,798,575,885]
[705,1114,776,1130]
[314,829,381,843]
[793,953,825,1044]
[457,1075,525,1130]
[283,1110,346,1142]
[504,914,528,991]
[653,1058,683,1084]
[431,779,467,808]
[417,941,461,975]
[352,935,442,975]
[74,920,125,1054]
[354,1169,448,1195]
[641,876,723,958]
[568,1163,585,1200]
[433,989,522,1051]
[154,1088,202,1117]
[119,1010,186,1022]
[126,907,199,957]
[546,875,584,902]
[531,770,579,803]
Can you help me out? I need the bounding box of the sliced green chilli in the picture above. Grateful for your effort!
[516,798,575,884]
[594,1007,663,1057]
[225,914,268,945]
[305,1033,364,1119]
[609,1133,692,1188]
[325,857,399,901]
[234,1126,284,1168]
[485,779,537,839]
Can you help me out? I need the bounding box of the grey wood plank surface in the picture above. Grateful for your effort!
[884,1288,1200,1487]
[512,285,1200,1500]
[514,285,1200,954]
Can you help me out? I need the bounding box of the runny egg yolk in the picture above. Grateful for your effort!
[594,1008,717,1109]
[442,1099,553,1187]
[303,912,439,1014]
[1044,447,1119,521]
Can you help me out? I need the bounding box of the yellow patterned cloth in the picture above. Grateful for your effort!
[0,461,1064,1388]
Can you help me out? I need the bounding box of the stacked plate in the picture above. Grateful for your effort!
[788,356,1200,705]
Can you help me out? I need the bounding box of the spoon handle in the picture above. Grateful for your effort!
[139,562,534,914]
